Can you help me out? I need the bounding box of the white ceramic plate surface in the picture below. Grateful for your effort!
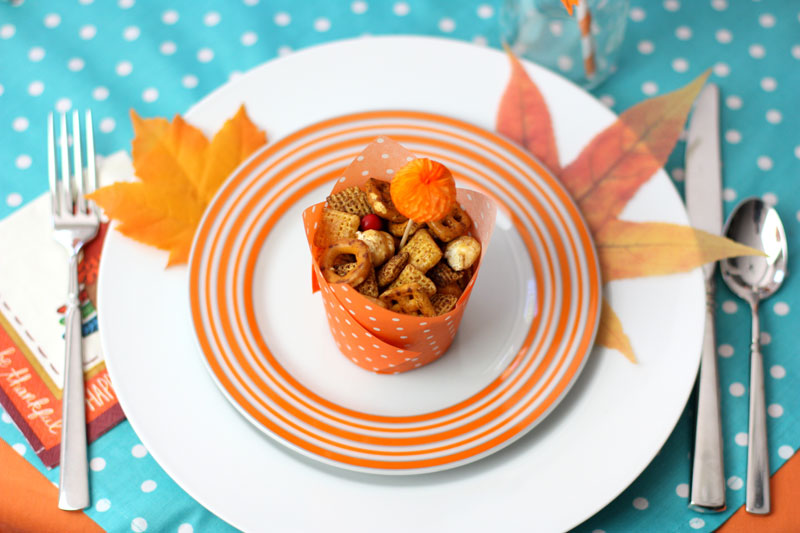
[99,36,704,533]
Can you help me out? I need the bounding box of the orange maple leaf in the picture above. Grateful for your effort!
[560,71,710,233]
[88,105,267,266]
[496,46,561,175]
[496,56,760,363]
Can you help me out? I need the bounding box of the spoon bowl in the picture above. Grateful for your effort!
[721,199,787,304]
[720,197,788,515]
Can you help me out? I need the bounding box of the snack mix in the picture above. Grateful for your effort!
[317,183,481,317]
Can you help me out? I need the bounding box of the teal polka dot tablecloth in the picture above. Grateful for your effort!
[1,1,798,532]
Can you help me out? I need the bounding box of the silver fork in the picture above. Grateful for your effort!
[47,110,99,511]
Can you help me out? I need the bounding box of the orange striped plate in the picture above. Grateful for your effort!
[189,111,601,474]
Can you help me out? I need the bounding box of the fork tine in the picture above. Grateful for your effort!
[72,110,86,214]
[47,113,60,216]
[85,110,98,211]
[59,113,74,215]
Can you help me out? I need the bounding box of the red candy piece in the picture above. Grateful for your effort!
[360,213,383,231]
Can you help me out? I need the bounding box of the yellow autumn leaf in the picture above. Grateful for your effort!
[596,219,765,282]
[596,298,636,363]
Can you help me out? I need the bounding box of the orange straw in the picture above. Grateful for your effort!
[575,0,596,79]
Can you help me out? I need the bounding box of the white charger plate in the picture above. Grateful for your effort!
[99,36,704,532]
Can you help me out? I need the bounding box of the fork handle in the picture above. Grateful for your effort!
[58,252,90,511]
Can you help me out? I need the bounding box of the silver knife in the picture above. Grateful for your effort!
[686,83,726,512]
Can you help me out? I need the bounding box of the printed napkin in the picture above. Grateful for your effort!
[0,152,133,467]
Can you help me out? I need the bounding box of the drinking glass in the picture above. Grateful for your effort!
[501,0,630,90]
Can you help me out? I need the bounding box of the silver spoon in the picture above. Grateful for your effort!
[720,198,788,515]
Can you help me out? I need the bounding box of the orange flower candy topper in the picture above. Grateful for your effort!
[390,158,457,224]
[390,158,457,248]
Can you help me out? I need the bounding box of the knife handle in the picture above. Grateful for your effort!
[689,281,726,512]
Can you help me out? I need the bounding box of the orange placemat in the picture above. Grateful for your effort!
[0,438,103,533]
[718,453,800,532]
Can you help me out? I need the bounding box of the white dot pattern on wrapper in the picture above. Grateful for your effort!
[729,382,745,397]
[12,443,26,455]
[675,483,688,498]
[735,432,748,446]
[721,300,737,314]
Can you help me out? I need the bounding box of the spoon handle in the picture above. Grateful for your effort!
[746,303,770,514]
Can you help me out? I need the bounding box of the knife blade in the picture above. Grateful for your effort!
[686,83,723,274]
[686,83,726,512]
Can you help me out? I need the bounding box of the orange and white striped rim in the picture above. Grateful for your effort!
[189,111,601,474]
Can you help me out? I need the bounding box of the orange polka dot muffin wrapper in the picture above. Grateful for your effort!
[302,137,497,373]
